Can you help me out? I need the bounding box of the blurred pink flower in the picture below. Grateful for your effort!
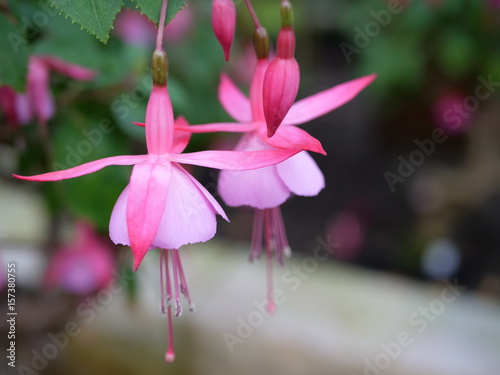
[114,6,193,46]
[0,56,96,127]
[44,222,115,294]
[433,91,472,135]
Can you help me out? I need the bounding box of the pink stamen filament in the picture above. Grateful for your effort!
[250,208,291,313]
[243,0,262,29]
[264,209,275,313]
[159,248,194,362]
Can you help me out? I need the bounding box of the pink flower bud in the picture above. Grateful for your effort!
[212,0,236,61]
[263,27,300,137]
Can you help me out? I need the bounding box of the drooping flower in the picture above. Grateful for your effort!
[44,221,115,294]
[263,0,300,137]
[0,56,96,127]
[182,56,376,311]
[212,0,236,61]
[14,48,300,359]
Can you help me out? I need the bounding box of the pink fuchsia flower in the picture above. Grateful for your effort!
[0,56,96,127]
[44,221,115,294]
[263,1,300,137]
[183,58,376,311]
[212,0,236,61]
[14,65,299,272]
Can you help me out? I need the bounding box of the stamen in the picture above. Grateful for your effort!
[159,250,166,314]
[165,304,175,362]
[159,248,194,362]
[264,209,275,313]
[250,209,264,261]
[174,250,195,312]
[170,249,183,317]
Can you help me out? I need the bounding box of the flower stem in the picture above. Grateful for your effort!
[244,0,262,29]
[156,0,169,51]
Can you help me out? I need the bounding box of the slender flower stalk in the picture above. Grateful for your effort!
[243,0,262,29]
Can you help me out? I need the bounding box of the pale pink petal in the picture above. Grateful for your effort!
[127,162,172,271]
[218,74,252,122]
[13,155,147,181]
[283,74,377,126]
[153,165,219,249]
[276,151,325,196]
[109,185,131,247]
[182,164,229,221]
[170,147,299,171]
[27,58,55,123]
[218,134,291,209]
[15,93,34,125]
[39,56,97,81]
[263,124,326,155]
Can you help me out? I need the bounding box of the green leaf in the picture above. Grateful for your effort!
[132,0,186,25]
[49,0,123,43]
[0,14,29,91]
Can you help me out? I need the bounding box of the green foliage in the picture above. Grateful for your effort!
[131,0,185,25]
[0,14,29,91]
[49,0,185,43]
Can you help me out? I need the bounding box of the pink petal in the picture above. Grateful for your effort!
[177,122,255,134]
[284,74,377,126]
[172,116,191,153]
[126,161,172,271]
[153,165,220,249]
[249,59,269,122]
[276,151,325,196]
[218,134,291,209]
[39,56,97,81]
[182,165,229,221]
[13,155,147,181]
[170,147,300,171]
[218,74,252,123]
[264,125,326,155]
[212,0,236,61]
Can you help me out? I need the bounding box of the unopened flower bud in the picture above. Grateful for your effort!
[263,2,299,137]
[212,0,236,61]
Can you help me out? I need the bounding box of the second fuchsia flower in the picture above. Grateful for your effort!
[182,29,376,311]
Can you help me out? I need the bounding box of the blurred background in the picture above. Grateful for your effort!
[1,0,500,374]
